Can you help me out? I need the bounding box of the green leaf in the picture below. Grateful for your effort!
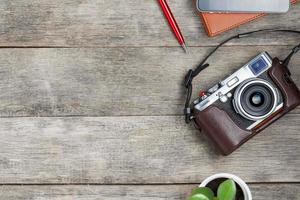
[188,194,210,200]
[217,179,237,200]
[191,187,214,200]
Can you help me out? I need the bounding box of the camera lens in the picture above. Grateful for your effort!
[233,79,278,121]
[241,84,274,117]
[250,92,264,106]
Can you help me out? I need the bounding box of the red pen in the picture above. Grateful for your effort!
[158,0,187,53]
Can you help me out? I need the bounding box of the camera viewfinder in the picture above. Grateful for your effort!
[249,57,268,75]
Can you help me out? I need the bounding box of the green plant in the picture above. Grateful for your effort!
[188,179,237,200]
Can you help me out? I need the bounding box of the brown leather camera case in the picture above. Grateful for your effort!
[193,58,300,155]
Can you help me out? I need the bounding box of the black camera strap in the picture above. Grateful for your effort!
[184,29,300,123]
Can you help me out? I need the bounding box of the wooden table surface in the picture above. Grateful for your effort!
[0,0,299,199]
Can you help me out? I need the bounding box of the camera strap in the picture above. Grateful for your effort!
[184,29,300,123]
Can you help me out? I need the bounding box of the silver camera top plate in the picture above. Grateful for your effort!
[194,52,273,112]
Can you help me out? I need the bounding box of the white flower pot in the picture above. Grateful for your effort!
[199,173,252,200]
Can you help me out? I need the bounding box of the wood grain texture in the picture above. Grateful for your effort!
[0,1,298,200]
[0,114,298,184]
[0,0,299,198]
[0,0,298,47]
[0,46,299,117]
[0,184,298,200]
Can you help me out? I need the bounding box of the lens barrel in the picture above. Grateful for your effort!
[233,78,278,121]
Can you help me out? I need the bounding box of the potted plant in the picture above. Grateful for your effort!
[188,173,252,200]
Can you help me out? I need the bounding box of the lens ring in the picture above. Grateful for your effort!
[241,84,274,117]
[233,78,278,121]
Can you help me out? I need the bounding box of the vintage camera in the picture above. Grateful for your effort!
[192,52,300,155]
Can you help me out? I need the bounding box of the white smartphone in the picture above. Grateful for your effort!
[197,0,290,13]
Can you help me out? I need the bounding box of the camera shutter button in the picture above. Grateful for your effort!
[199,91,208,101]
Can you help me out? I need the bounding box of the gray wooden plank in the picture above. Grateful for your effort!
[0,46,299,117]
[0,184,298,200]
[251,184,300,200]
[0,0,298,47]
[0,114,298,184]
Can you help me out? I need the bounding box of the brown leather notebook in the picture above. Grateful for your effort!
[200,0,298,37]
